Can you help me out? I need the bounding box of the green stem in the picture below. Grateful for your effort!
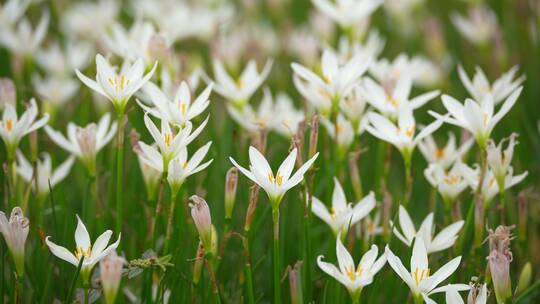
[205,256,221,304]
[499,187,506,225]
[272,208,282,304]
[84,285,89,304]
[151,175,166,249]
[474,149,488,247]
[242,235,255,304]
[115,111,125,234]
[164,191,178,253]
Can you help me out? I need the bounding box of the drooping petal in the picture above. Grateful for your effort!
[45,236,79,266]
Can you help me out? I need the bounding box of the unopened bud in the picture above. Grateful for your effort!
[0,78,16,109]
[486,226,514,304]
[515,262,532,297]
[99,251,125,304]
[0,207,29,277]
[210,225,218,257]
[76,123,98,175]
[289,263,303,304]
[308,115,319,159]
[189,195,213,252]
[244,185,260,232]
[147,34,171,64]
[224,167,238,220]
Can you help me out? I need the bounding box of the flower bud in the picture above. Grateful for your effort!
[486,134,518,189]
[147,34,171,64]
[515,262,532,297]
[224,167,238,219]
[131,131,161,200]
[308,115,319,159]
[0,207,29,277]
[289,262,303,304]
[76,123,98,175]
[0,78,16,109]
[192,242,204,285]
[189,195,213,252]
[100,251,125,304]
[486,226,514,304]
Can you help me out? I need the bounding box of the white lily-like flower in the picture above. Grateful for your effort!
[390,205,464,254]
[312,177,375,235]
[365,107,444,165]
[361,75,440,119]
[293,72,333,115]
[486,133,518,189]
[166,142,213,195]
[0,11,49,57]
[44,113,117,175]
[32,74,80,111]
[460,163,527,206]
[45,215,121,283]
[0,206,29,276]
[133,142,162,200]
[451,5,498,46]
[340,85,369,130]
[458,65,525,106]
[230,146,319,207]
[317,233,386,302]
[430,87,522,148]
[321,114,357,158]
[312,0,383,29]
[369,54,443,90]
[0,0,30,28]
[76,54,157,113]
[441,283,486,304]
[211,59,273,109]
[292,49,370,109]
[138,114,207,173]
[16,151,75,198]
[139,81,212,128]
[357,211,383,240]
[418,132,474,169]
[424,163,469,205]
[386,238,468,303]
[60,0,119,42]
[229,90,305,137]
[35,41,92,76]
[0,99,49,160]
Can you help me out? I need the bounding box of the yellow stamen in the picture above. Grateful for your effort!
[236,78,243,88]
[6,119,13,132]
[388,96,400,108]
[435,148,445,160]
[164,133,172,146]
[404,125,416,138]
[412,267,430,285]
[267,172,274,183]
[444,175,460,185]
[276,174,283,186]
[483,113,489,126]
[74,246,92,259]
[181,102,186,114]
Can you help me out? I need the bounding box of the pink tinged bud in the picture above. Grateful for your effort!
[189,195,213,252]
[147,34,170,63]
[0,207,29,277]
[76,123,98,174]
[289,263,303,304]
[0,78,16,108]
[224,167,238,219]
[486,226,514,303]
[100,251,125,304]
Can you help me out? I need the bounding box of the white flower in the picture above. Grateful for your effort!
[166,142,213,195]
[211,59,273,108]
[76,54,157,113]
[0,0,30,28]
[418,132,474,169]
[369,54,443,90]
[361,75,440,119]
[32,74,80,109]
[292,49,370,108]
[189,195,213,251]
[230,146,319,207]
[0,99,49,159]
[133,143,162,200]
[16,151,75,197]
[339,85,369,129]
[451,5,498,46]
[460,163,527,205]
[138,115,207,172]
[458,65,525,106]
[228,89,304,137]
[335,31,385,64]
[391,205,464,254]
[442,283,486,304]
[293,72,333,115]
[386,238,468,302]
[0,11,49,57]
[60,0,119,42]
[312,177,375,235]
[45,215,121,283]
[486,133,518,188]
[430,87,523,148]
[357,211,383,240]
[321,114,357,157]
[44,113,117,175]
[139,81,212,128]
[0,206,29,276]
[312,0,383,28]
[317,234,386,301]
[365,108,444,164]
[424,163,469,204]
[35,41,92,76]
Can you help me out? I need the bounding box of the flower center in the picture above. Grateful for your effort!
[108,75,130,91]
[345,265,363,281]
[74,246,92,259]
[5,119,13,132]
[412,267,430,286]
[444,174,460,185]
[435,148,445,160]
[388,96,400,108]
[236,78,244,89]
[267,172,283,186]
[164,133,172,146]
